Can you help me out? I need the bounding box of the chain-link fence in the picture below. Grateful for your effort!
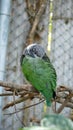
[51,0,73,117]
[51,0,73,88]
[1,0,73,129]
[2,0,30,129]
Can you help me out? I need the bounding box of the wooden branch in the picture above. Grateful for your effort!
[27,0,48,43]
[57,85,73,94]
[30,118,40,124]
[68,115,73,120]
[0,80,73,110]
[56,93,72,113]
[4,99,45,115]
[0,93,13,96]
[56,98,73,109]
[3,91,39,110]
[3,95,30,110]
[0,80,36,92]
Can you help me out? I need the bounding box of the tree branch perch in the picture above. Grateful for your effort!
[0,80,73,111]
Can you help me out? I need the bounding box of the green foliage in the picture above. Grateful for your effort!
[19,126,60,130]
[41,114,73,130]
[19,114,73,130]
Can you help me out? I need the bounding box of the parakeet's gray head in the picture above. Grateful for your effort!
[20,43,50,64]
[22,43,45,58]
[20,43,51,65]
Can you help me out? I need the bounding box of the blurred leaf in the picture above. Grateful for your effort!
[18,126,56,130]
[41,114,73,130]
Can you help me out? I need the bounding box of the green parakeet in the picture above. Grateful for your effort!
[20,43,57,106]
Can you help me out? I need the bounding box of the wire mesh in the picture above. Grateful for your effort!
[1,0,30,129]
[51,0,73,88]
[1,0,73,129]
[51,0,73,116]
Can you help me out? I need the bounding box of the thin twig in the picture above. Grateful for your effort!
[27,0,48,43]
[13,90,26,126]
[19,99,45,111]
[58,85,73,93]
[4,99,45,115]
[0,93,13,96]
[56,93,72,113]
[56,98,73,109]
[3,95,30,110]
[3,92,39,110]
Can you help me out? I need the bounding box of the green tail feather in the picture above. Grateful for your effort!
[46,100,51,106]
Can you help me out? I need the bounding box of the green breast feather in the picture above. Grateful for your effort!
[21,56,57,106]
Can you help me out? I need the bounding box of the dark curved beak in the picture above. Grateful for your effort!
[25,49,35,58]
[20,54,25,65]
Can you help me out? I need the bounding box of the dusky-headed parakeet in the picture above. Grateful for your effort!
[20,43,57,106]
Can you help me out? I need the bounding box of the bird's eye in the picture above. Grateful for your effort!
[32,47,36,53]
